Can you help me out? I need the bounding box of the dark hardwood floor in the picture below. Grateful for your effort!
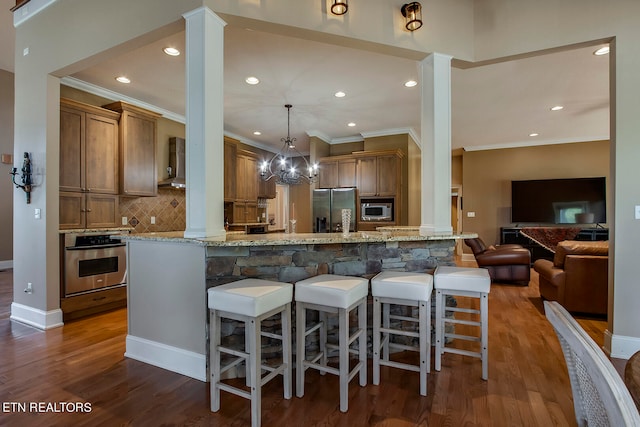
[0,265,618,426]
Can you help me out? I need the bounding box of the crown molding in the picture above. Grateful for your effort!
[61,76,186,124]
[462,135,609,152]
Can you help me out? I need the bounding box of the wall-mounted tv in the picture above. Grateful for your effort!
[511,177,606,224]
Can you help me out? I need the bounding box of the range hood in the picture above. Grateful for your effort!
[158,137,186,189]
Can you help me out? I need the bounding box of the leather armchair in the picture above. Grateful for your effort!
[533,240,608,316]
[464,238,531,284]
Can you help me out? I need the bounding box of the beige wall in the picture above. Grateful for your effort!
[462,140,610,248]
[0,69,14,264]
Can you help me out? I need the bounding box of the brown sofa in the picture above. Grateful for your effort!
[533,240,608,316]
[464,238,531,284]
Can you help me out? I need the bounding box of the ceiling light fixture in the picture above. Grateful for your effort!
[529,133,539,137]
[253,131,262,136]
[260,104,318,185]
[404,80,418,87]
[335,91,346,98]
[401,2,423,31]
[550,105,564,111]
[115,76,131,84]
[331,0,348,15]
[348,122,356,127]
[163,47,180,56]
[245,76,260,85]
[594,46,610,56]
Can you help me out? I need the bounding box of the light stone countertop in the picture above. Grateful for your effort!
[117,230,477,247]
[59,227,134,234]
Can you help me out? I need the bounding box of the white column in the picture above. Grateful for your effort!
[183,7,226,238]
[419,53,453,235]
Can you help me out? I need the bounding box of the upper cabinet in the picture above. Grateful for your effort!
[357,152,401,197]
[224,138,237,202]
[235,149,259,202]
[59,98,121,229]
[103,101,161,197]
[318,157,356,189]
[60,99,120,194]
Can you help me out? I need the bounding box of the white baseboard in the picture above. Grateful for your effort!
[10,302,63,330]
[125,335,207,382]
[0,260,13,270]
[609,332,640,360]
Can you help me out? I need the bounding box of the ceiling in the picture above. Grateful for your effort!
[1,1,610,154]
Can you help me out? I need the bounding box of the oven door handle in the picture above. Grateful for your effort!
[65,243,127,250]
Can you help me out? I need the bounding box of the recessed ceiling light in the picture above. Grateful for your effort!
[347,122,356,127]
[529,133,539,137]
[245,76,260,85]
[253,131,261,136]
[404,80,418,87]
[163,47,180,56]
[115,76,131,84]
[335,91,346,98]
[594,46,610,56]
[550,105,564,111]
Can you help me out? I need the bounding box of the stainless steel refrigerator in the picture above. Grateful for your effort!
[312,187,357,233]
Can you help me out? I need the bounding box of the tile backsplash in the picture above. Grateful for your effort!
[119,187,186,233]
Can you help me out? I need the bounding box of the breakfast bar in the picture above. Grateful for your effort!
[119,229,475,381]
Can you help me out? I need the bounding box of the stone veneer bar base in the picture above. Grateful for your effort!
[205,239,457,377]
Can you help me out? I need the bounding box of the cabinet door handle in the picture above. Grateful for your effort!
[80,209,86,212]
[86,209,92,212]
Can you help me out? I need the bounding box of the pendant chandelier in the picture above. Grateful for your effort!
[260,104,318,185]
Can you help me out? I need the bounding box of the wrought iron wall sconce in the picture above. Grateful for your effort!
[331,0,348,15]
[401,2,423,31]
[10,152,33,204]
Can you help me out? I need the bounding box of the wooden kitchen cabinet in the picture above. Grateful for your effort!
[224,139,237,202]
[235,150,259,202]
[233,201,258,224]
[60,191,120,229]
[60,98,120,194]
[258,176,276,198]
[357,152,401,197]
[318,158,356,189]
[103,101,161,197]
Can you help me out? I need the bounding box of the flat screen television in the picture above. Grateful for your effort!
[511,177,606,224]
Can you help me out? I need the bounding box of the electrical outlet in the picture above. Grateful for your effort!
[34,208,41,219]
[635,205,640,220]
[122,216,128,225]
[151,216,156,225]
[467,211,476,218]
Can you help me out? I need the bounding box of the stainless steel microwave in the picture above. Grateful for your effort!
[361,202,393,221]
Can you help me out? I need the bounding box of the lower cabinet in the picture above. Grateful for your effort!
[60,192,120,229]
[60,285,127,321]
[233,201,258,224]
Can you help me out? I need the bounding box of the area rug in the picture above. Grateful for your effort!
[519,227,582,253]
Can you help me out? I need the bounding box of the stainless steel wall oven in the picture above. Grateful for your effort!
[63,232,127,297]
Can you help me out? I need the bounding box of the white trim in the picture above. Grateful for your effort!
[609,332,640,360]
[13,0,56,27]
[60,77,186,124]
[125,335,207,382]
[10,302,63,330]
[0,260,13,270]
[462,136,609,152]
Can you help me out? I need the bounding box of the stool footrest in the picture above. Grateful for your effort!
[445,306,480,315]
[388,342,419,352]
[303,360,339,376]
[380,326,420,339]
[218,382,251,400]
[261,331,283,340]
[444,317,482,327]
[442,347,481,359]
[261,364,286,386]
[304,320,324,337]
[219,346,249,360]
[389,314,419,323]
[445,332,481,343]
[380,359,421,373]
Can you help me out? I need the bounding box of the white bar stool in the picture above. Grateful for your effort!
[371,271,433,396]
[208,278,293,427]
[434,266,491,380]
[295,274,368,412]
